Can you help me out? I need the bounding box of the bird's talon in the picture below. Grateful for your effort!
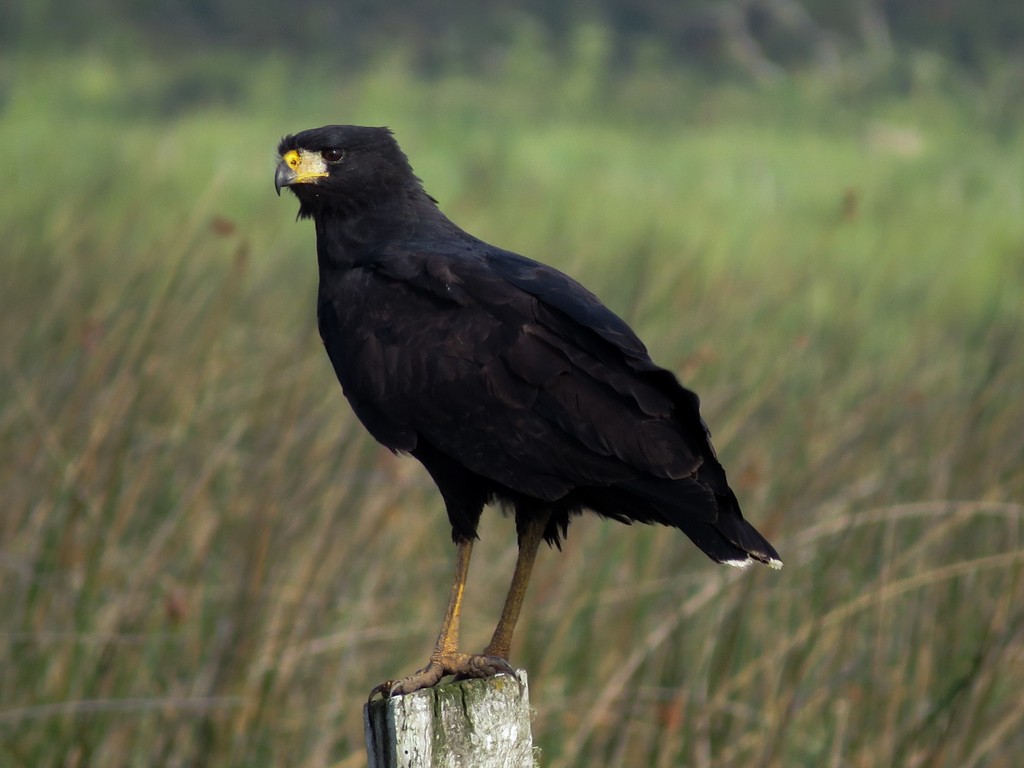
[371,653,516,698]
[367,680,395,702]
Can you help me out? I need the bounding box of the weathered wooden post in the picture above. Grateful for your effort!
[364,670,534,767]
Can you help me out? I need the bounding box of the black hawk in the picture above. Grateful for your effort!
[274,125,781,697]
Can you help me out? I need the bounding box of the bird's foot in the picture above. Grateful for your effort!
[368,652,514,700]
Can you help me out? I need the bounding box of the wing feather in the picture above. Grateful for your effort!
[320,242,711,513]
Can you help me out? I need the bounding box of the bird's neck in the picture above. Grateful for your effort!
[312,190,458,269]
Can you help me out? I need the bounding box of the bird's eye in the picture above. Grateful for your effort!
[321,148,344,163]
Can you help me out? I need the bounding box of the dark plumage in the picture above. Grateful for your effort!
[275,125,780,696]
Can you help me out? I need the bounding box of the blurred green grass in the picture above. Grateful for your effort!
[2,49,1023,767]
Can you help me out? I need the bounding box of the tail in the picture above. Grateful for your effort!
[678,487,782,569]
[609,475,782,569]
[653,369,782,569]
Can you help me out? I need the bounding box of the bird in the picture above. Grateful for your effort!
[274,125,781,698]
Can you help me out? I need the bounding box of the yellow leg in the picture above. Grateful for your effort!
[484,512,550,659]
[371,536,513,698]
[434,537,473,655]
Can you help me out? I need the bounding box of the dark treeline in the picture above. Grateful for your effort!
[5,0,1023,79]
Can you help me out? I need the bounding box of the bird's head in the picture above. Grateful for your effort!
[275,125,419,219]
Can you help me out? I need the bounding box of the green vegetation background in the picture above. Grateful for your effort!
[2,5,1024,767]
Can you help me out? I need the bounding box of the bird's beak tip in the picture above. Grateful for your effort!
[274,163,293,197]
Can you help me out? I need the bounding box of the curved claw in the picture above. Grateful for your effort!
[367,680,395,702]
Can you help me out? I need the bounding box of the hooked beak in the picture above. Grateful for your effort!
[274,162,295,196]
[274,149,328,196]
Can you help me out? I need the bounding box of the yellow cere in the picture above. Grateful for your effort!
[283,149,328,183]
